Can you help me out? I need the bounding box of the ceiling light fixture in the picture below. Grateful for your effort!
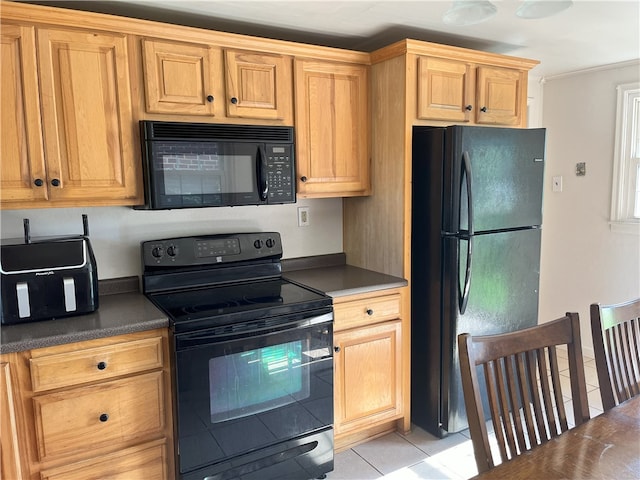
[442,0,497,26]
[516,0,573,19]
[443,0,573,26]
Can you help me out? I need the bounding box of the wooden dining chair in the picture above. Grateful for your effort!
[458,312,590,474]
[590,298,640,411]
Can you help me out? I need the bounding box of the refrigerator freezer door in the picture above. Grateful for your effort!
[441,227,542,434]
[445,126,546,234]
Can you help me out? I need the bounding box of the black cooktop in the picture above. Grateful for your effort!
[141,232,333,333]
[148,277,330,331]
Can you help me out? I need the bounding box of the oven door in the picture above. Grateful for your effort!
[173,312,333,479]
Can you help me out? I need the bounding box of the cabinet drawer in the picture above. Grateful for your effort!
[30,336,164,392]
[33,371,165,461]
[334,294,401,331]
[40,439,169,480]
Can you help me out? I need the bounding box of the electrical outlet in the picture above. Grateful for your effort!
[297,207,310,227]
[552,175,563,192]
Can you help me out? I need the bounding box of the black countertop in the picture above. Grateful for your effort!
[1,256,407,354]
[283,257,407,298]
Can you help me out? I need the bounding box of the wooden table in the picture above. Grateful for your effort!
[471,395,640,479]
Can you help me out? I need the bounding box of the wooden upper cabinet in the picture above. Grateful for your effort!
[142,38,218,116]
[1,25,142,209]
[36,28,140,205]
[224,49,292,121]
[475,66,524,126]
[417,56,474,123]
[416,55,526,126]
[142,40,294,123]
[294,59,370,197]
[0,24,47,204]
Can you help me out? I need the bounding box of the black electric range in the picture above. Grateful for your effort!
[141,232,335,480]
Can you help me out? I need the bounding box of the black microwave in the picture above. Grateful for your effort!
[137,121,296,209]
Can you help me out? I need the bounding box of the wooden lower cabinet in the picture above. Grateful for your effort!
[39,440,170,480]
[334,320,402,434]
[0,329,175,479]
[332,289,406,450]
[1,357,29,479]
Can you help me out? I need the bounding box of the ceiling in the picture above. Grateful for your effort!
[24,0,640,78]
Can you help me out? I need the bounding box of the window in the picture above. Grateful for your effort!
[610,82,640,234]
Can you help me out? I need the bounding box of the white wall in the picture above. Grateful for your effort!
[0,198,343,279]
[538,61,640,355]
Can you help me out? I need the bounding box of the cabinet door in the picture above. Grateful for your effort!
[142,38,218,115]
[0,24,47,204]
[224,49,292,121]
[37,28,141,204]
[417,56,473,122]
[0,359,27,479]
[294,59,370,197]
[475,66,524,126]
[334,320,402,435]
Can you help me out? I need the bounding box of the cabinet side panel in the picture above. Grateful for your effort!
[343,56,407,277]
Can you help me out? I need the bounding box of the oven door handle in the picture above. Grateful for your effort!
[175,311,333,348]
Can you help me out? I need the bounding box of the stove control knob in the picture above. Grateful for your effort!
[254,239,263,249]
[151,246,164,258]
[166,245,179,257]
[265,238,275,248]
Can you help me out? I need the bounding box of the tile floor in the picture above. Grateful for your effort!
[326,351,602,480]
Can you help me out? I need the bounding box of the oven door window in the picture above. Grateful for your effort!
[149,141,262,208]
[209,340,309,423]
[175,320,333,474]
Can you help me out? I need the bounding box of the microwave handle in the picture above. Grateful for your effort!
[256,145,268,201]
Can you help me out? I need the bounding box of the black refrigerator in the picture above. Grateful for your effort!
[411,125,546,438]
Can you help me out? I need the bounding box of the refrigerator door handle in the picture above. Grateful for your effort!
[459,151,473,314]
[462,151,474,235]
[459,235,473,314]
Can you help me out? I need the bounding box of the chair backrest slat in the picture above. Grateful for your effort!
[459,313,590,474]
[628,319,640,396]
[621,321,640,397]
[526,349,549,443]
[591,298,640,411]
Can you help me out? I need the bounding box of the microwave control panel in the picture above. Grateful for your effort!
[265,144,294,203]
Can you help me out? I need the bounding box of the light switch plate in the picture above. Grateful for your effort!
[297,207,310,227]
[552,176,563,192]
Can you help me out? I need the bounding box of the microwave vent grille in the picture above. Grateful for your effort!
[143,121,293,143]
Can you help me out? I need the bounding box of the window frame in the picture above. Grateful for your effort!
[610,82,640,234]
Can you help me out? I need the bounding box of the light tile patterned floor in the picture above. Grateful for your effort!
[326,351,601,480]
